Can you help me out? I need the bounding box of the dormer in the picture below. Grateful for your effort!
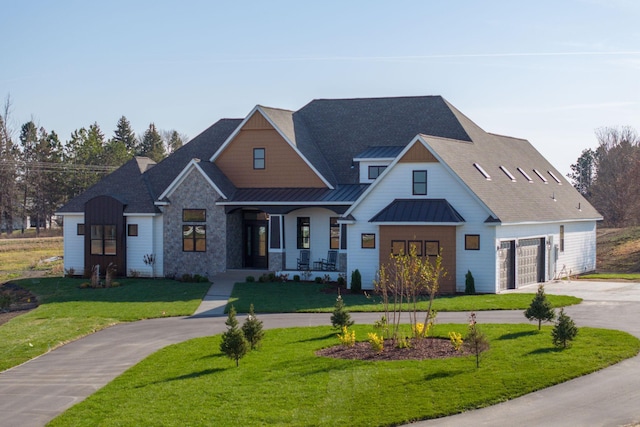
[353,146,404,184]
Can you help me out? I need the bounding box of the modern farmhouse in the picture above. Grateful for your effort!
[56,96,601,293]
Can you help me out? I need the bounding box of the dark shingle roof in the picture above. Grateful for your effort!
[369,199,465,223]
[294,96,471,185]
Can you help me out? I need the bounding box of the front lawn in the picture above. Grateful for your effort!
[0,277,210,372]
[48,324,640,426]
[228,282,582,313]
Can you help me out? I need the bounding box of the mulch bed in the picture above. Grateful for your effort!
[316,337,469,361]
[0,282,39,326]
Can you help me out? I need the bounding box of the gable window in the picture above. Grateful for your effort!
[330,217,339,249]
[368,165,387,180]
[253,148,265,170]
[297,217,310,249]
[560,225,565,252]
[91,225,117,255]
[465,234,480,250]
[361,233,375,249]
[77,224,85,236]
[128,224,138,237]
[183,209,206,222]
[412,170,428,195]
[183,225,206,252]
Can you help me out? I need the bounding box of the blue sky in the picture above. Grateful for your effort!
[2,0,639,176]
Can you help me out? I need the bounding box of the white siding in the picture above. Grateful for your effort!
[283,207,340,271]
[126,216,159,277]
[62,214,85,275]
[153,215,164,277]
[348,161,497,292]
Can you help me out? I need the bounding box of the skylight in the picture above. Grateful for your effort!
[499,166,516,182]
[533,169,548,183]
[547,170,562,184]
[473,163,491,180]
[517,167,533,182]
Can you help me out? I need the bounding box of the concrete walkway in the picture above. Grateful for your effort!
[0,277,639,426]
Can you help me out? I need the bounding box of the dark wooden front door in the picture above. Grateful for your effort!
[244,220,268,269]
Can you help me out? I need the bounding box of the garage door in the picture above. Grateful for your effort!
[517,238,544,287]
[498,240,515,290]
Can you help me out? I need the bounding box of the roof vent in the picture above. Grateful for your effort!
[473,163,491,180]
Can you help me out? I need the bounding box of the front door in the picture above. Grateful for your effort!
[244,220,268,269]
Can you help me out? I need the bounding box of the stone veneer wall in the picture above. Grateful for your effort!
[163,169,227,279]
[269,251,284,272]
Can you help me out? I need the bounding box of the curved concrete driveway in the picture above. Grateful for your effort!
[0,276,639,427]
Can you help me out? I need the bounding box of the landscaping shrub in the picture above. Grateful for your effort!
[336,275,346,287]
[368,332,384,353]
[350,269,362,293]
[219,305,249,367]
[465,270,475,295]
[246,275,255,283]
[463,312,490,368]
[292,275,301,282]
[525,285,556,330]
[552,308,578,348]
[314,276,323,284]
[337,326,356,347]
[241,304,265,350]
[330,294,354,329]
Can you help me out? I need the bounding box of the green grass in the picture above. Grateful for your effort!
[48,324,640,427]
[580,273,640,281]
[0,277,210,372]
[228,282,582,313]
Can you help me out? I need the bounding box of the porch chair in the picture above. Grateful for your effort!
[321,250,338,271]
[297,249,310,270]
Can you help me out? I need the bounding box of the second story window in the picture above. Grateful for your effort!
[253,148,265,169]
[413,170,428,195]
[368,165,387,180]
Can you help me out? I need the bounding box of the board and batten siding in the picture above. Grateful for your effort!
[283,207,340,272]
[62,214,85,275]
[348,160,496,292]
[125,216,157,277]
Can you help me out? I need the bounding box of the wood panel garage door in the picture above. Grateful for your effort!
[498,241,515,290]
[517,238,544,287]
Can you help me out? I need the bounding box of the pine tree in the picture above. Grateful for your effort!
[241,304,265,350]
[552,308,578,349]
[113,116,138,155]
[524,285,556,330]
[220,305,248,367]
[139,123,166,162]
[330,293,354,329]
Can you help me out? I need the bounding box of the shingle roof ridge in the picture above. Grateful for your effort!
[257,105,295,113]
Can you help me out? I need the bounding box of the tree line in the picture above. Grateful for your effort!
[0,95,187,235]
[568,126,640,227]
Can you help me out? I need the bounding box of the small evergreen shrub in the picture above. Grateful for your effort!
[241,304,265,350]
[330,294,354,329]
[246,275,255,283]
[314,276,323,284]
[220,305,249,367]
[524,285,556,330]
[465,270,476,295]
[267,272,276,282]
[293,274,301,282]
[552,308,578,348]
[350,269,362,294]
[337,275,346,287]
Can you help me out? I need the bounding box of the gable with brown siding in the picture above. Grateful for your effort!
[398,142,439,163]
[215,111,326,188]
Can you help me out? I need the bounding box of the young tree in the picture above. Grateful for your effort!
[524,285,556,330]
[463,312,490,368]
[220,305,248,367]
[568,148,595,198]
[552,308,578,349]
[330,293,354,330]
[241,303,264,350]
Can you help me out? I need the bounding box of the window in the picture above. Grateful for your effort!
[517,167,533,182]
[560,225,565,252]
[473,163,491,180]
[391,240,406,255]
[368,165,387,179]
[297,217,310,249]
[361,233,375,249]
[548,170,562,184]
[533,169,548,183]
[183,209,206,222]
[253,148,265,169]
[90,225,116,255]
[330,217,339,249]
[465,234,480,250]
[409,240,422,256]
[425,240,440,256]
[77,224,85,235]
[412,170,428,195]
[500,166,516,182]
[128,224,138,236]
[183,225,206,252]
